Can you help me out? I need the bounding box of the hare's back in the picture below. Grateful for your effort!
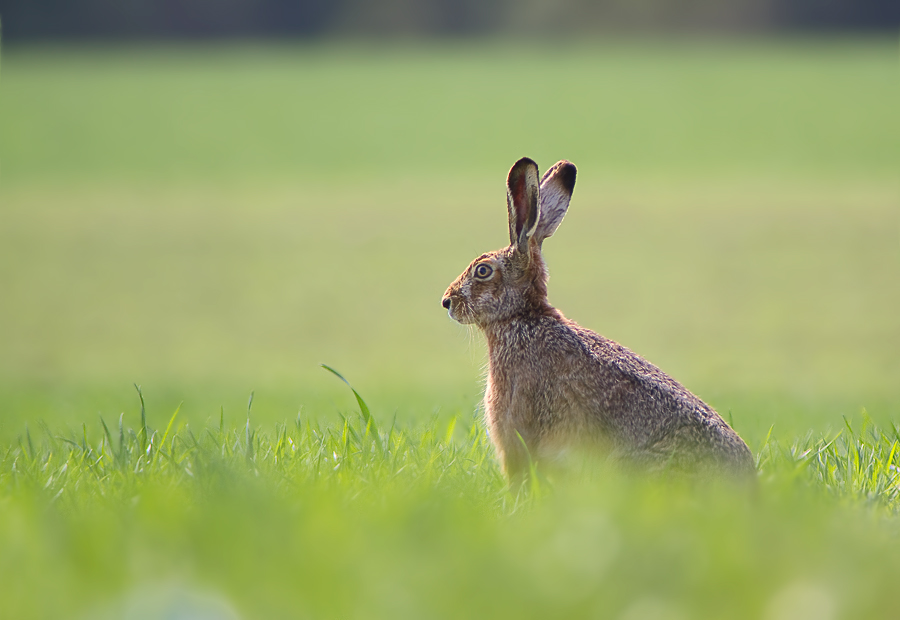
[558,320,753,471]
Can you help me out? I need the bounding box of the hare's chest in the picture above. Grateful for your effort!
[483,368,510,421]
[483,369,526,456]
[483,363,542,430]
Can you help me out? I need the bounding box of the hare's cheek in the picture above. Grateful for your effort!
[473,293,498,316]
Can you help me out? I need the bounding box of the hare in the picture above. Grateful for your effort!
[442,157,755,484]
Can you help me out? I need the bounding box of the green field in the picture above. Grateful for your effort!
[1,38,899,619]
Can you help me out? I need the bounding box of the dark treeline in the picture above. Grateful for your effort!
[0,0,897,41]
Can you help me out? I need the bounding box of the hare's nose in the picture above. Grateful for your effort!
[442,297,451,309]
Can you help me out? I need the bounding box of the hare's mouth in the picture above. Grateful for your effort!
[444,297,474,324]
[450,311,475,325]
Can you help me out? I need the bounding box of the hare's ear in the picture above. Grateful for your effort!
[534,160,576,244]
[506,157,541,253]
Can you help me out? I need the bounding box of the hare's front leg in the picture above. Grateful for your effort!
[484,392,540,487]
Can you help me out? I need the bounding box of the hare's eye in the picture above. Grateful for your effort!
[474,263,493,279]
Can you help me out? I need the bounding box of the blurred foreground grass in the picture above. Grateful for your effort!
[2,393,899,619]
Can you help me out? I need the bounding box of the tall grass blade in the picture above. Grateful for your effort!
[118,412,126,464]
[321,364,374,428]
[246,391,255,463]
[25,425,35,461]
[321,364,381,453]
[134,383,148,455]
[156,403,182,463]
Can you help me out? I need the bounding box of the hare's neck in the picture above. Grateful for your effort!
[481,310,562,356]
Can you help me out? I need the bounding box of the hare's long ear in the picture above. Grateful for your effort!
[506,157,541,254]
[534,160,576,244]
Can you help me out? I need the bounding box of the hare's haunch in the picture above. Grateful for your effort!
[442,158,754,483]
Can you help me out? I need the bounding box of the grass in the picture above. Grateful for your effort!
[0,38,898,618]
[2,380,899,619]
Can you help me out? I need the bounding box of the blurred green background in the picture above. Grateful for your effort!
[1,38,898,445]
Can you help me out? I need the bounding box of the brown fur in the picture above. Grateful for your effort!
[442,158,755,484]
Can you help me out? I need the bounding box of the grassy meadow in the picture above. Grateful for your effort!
[1,38,899,618]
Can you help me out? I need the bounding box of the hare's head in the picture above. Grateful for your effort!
[442,157,576,327]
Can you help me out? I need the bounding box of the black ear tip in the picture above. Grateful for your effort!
[559,162,577,193]
[510,157,539,177]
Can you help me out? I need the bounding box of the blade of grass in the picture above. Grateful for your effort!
[321,364,382,453]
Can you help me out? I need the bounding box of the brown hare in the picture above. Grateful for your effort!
[442,157,755,484]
